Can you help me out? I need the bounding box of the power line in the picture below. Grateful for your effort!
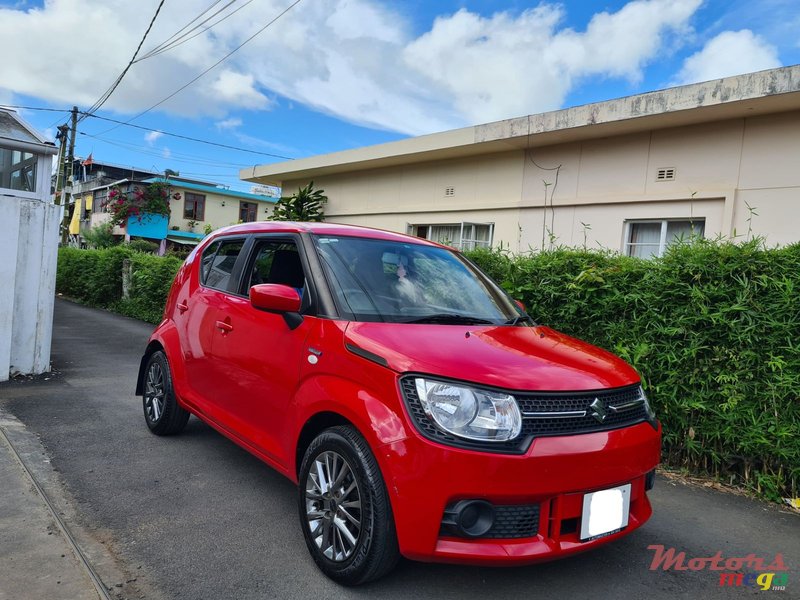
[79,131,255,167]
[137,0,257,62]
[80,0,167,121]
[0,104,293,160]
[137,0,225,60]
[0,104,70,113]
[81,112,292,159]
[96,0,302,135]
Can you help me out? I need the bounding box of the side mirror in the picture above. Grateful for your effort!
[250,284,303,329]
[514,299,526,312]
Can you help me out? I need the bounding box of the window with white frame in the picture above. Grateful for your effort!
[625,219,705,258]
[409,222,494,250]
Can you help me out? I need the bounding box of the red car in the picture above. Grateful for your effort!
[136,222,661,585]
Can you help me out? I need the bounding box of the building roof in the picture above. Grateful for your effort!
[145,177,277,203]
[242,65,800,186]
[0,108,58,155]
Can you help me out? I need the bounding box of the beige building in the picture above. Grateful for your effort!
[242,65,800,257]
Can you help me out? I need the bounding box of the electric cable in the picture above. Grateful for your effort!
[94,0,302,135]
[79,0,167,121]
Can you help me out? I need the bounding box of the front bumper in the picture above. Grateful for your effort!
[379,421,661,565]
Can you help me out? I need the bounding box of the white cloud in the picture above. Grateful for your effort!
[0,0,706,135]
[162,147,171,159]
[403,0,701,127]
[674,30,782,85]
[215,117,242,130]
[144,130,163,144]
[209,71,271,109]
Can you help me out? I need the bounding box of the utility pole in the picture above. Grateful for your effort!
[60,106,79,244]
[54,124,69,203]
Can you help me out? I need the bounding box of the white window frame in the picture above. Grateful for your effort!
[623,218,705,258]
[408,221,494,251]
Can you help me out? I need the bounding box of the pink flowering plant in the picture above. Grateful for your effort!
[107,182,179,227]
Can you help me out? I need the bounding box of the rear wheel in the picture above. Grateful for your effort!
[298,426,399,585]
[142,351,189,435]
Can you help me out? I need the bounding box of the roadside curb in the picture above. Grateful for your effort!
[0,408,160,600]
[0,412,105,600]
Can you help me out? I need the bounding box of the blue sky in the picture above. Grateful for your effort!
[1,0,798,191]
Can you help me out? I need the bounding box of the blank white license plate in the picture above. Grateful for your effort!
[580,483,631,542]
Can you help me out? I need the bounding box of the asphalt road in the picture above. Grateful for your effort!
[1,298,797,599]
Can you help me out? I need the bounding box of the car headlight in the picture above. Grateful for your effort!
[639,386,658,427]
[413,378,522,442]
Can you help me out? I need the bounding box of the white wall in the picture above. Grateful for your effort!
[0,198,60,381]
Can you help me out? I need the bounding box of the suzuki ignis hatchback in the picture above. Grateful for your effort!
[136,222,661,585]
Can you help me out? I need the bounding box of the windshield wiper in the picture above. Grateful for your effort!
[504,314,535,326]
[401,313,495,325]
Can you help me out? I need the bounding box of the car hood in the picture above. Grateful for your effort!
[344,322,640,391]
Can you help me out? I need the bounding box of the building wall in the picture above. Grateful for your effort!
[284,109,800,253]
[167,188,274,234]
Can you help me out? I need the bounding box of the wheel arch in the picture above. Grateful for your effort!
[135,340,165,396]
[294,411,357,480]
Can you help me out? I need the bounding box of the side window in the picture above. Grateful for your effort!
[246,241,306,296]
[201,239,245,291]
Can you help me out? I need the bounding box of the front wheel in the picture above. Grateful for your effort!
[142,350,189,436]
[298,426,399,585]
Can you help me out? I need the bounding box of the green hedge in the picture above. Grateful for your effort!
[56,246,132,306]
[57,247,182,324]
[466,239,800,501]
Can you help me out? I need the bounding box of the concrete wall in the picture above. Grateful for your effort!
[0,198,60,381]
[167,190,274,233]
[287,109,800,253]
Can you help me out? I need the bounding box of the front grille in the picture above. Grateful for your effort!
[441,504,540,539]
[400,377,649,454]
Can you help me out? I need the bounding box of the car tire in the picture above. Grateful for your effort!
[142,351,189,436]
[298,425,400,585]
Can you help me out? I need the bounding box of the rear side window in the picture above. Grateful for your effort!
[200,239,244,291]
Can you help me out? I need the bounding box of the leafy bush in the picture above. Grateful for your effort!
[57,247,182,324]
[466,239,800,501]
[56,246,132,306]
[127,238,160,254]
[82,222,118,249]
[115,253,184,323]
[272,181,327,221]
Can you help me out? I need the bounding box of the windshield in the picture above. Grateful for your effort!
[313,235,528,325]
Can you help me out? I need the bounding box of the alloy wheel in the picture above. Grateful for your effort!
[304,450,362,562]
[144,361,165,423]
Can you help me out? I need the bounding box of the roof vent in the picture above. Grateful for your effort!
[656,167,676,182]
[444,186,455,197]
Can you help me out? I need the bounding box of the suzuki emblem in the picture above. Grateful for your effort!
[589,398,607,423]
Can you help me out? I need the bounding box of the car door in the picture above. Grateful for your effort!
[177,237,247,421]
[209,236,314,466]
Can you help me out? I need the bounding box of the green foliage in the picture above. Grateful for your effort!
[82,222,118,249]
[57,247,182,324]
[56,246,132,306]
[466,239,800,502]
[115,253,184,323]
[272,181,327,222]
[127,239,160,254]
